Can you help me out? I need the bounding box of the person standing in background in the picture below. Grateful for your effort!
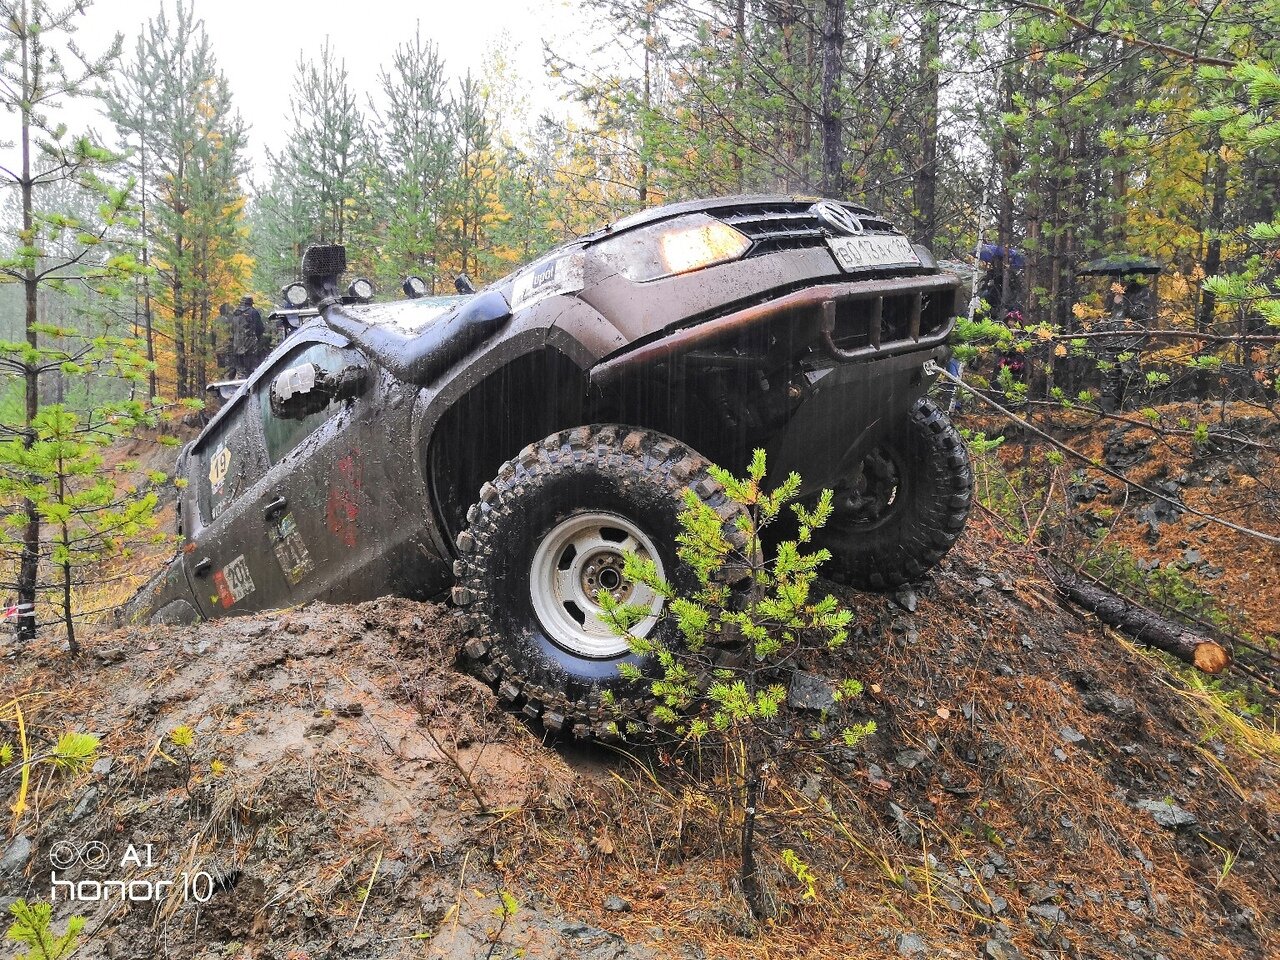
[228,295,265,378]
[1097,278,1150,413]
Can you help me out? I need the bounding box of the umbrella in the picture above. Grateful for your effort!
[979,243,1026,268]
[1076,255,1161,277]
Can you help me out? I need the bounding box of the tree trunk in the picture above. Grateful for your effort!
[1054,573,1231,674]
[639,32,650,206]
[1197,142,1228,398]
[740,755,764,918]
[819,0,845,197]
[17,16,39,644]
[1197,143,1226,332]
[779,0,800,190]
[997,65,1017,312]
[141,138,156,400]
[732,0,745,191]
[174,262,187,399]
[58,468,77,655]
[914,1,940,242]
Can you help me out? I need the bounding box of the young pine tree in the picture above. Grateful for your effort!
[370,26,455,292]
[0,0,151,643]
[600,452,875,920]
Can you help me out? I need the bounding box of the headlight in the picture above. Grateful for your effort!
[347,277,375,302]
[281,282,309,307]
[402,275,428,298]
[594,213,751,282]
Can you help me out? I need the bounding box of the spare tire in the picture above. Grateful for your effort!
[816,398,972,590]
[451,424,750,739]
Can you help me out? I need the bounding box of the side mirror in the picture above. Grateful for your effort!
[205,379,246,402]
[269,361,367,420]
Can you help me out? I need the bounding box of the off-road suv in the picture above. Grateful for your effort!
[125,195,973,736]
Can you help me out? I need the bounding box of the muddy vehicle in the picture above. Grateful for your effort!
[125,195,973,735]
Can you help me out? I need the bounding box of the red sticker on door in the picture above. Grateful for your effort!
[212,555,256,608]
[326,450,364,548]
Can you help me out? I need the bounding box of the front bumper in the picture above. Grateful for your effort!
[591,272,959,386]
[767,342,950,495]
[588,270,959,495]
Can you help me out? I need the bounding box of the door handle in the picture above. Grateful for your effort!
[263,495,288,520]
[194,557,212,577]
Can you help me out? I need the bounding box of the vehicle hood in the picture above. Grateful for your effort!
[341,295,474,335]
[575,194,879,244]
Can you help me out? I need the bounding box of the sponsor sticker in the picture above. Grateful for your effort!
[270,512,314,586]
[212,555,255,608]
[208,442,232,493]
[510,253,584,311]
[205,428,242,521]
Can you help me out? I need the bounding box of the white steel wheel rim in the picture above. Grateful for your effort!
[529,511,667,659]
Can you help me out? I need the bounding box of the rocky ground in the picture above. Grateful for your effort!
[2,510,1278,959]
[985,401,1280,644]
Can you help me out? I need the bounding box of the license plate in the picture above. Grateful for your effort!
[828,235,920,271]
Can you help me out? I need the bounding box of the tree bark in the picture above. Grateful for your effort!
[141,137,156,400]
[1198,143,1230,398]
[779,0,800,190]
[740,757,764,918]
[732,0,745,191]
[914,1,939,242]
[58,467,77,655]
[17,8,39,644]
[640,28,650,205]
[1053,573,1231,674]
[819,0,844,196]
[996,64,1017,311]
[1197,142,1227,333]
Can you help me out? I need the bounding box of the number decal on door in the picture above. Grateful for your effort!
[213,554,256,608]
[208,443,232,492]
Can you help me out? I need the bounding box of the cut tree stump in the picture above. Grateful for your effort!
[1053,573,1231,674]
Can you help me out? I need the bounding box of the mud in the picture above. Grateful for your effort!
[1,599,644,959]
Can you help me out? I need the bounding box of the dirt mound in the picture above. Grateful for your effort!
[2,529,1278,959]
[1,599,649,959]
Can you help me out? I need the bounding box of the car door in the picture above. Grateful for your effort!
[184,390,292,618]
[252,339,387,605]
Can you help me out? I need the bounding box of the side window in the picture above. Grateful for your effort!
[257,342,351,465]
[196,404,260,525]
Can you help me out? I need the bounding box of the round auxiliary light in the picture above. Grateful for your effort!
[402,275,427,299]
[347,277,375,302]
[281,282,309,307]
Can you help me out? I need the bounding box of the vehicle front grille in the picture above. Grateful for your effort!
[827,288,953,352]
[717,201,897,256]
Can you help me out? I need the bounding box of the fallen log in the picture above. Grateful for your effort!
[1052,573,1231,674]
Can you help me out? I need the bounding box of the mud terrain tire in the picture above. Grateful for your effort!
[817,397,971,590]
[451,425,749,739]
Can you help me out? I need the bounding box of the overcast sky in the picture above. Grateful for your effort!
[3,0,582,185]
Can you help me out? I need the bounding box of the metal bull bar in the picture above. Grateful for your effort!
[591,273,960,385]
